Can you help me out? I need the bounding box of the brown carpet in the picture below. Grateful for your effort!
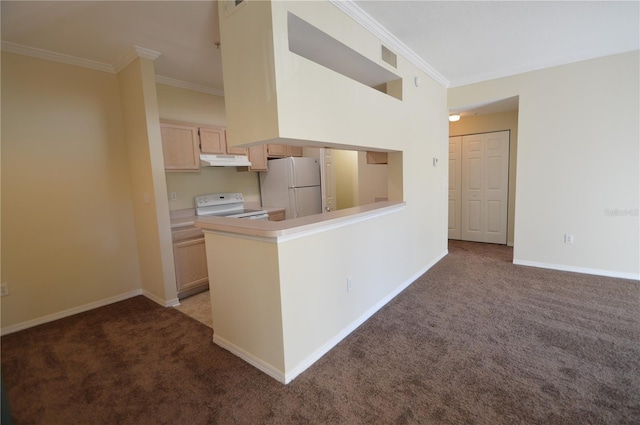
[2,241,639,424]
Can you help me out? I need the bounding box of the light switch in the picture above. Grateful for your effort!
[433,157,439,167]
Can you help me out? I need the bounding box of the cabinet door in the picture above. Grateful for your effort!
[286,145,303,157]
[366,151,388,164]
[199,126,226,154]
[225,132,248,155]
[248,144,268,171]
[160,122,200,171]
[268,210,285,221]
[173,238,209,292]
[267,144,287,157]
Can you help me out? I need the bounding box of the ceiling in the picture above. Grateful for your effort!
[2,1,638,114]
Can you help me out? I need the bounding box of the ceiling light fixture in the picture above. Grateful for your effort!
[449,114,460,122]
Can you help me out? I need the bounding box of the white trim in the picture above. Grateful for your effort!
[513,259,640,281]
[284,249,448,383]
[113,45,161,73]
[1,41,115,73]
[1,42,224,97]
[213,335,286,383]
[143,290,180,308]
[329,0,450,88]
[0,289,143,336]
[156,75,225,97]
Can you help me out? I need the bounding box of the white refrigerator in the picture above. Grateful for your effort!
[260,157,322,219]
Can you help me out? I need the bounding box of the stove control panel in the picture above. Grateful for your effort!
[195,192,244,208]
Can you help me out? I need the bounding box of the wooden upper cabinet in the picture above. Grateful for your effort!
[267,144,303,158]
[366,151,388,164]
[286,145,303,157]
[267,144,287,158]
[160,122,200,172]
[247,145,268,171]
[199,126,226,154]
[201,126,247,155]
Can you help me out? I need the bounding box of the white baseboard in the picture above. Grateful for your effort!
[212,335,286,383]
[143,290,180,307]
[284,249,448,383]
[513,259,640,281]
[0,289,143,336]
[209,251,449,385]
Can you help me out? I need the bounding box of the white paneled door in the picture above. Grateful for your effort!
[448,136,462,240]
[449,131,509,244]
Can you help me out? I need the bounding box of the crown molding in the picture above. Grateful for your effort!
[155,75,225,97]
[1,41,115,73]
[1,41,224,96]
[448,48,640,88]
[329,0,450,88]
[113,45,161,73]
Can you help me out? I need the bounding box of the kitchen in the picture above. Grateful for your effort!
[159,83,390,301]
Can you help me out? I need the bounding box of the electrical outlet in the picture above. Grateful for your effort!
[347,277,352,293]
[143,192,151,204]
[1,283,9,297]
[170,192,178,201]
[247,186,252,194]
[564,234,574,244]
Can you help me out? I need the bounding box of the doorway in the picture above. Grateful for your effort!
[449,131,510,244]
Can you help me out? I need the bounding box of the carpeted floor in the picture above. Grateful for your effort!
[2,241,639,424]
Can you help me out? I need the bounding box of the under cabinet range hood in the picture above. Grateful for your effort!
[200,154,252,167]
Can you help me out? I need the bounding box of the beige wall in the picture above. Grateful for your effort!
[118,57,178,306]
[1,52,142,331]
[357,152,389,205]
[449,110,519,245]
[449,51,639,278]
[156,84,261,209]
[333,149,358,209]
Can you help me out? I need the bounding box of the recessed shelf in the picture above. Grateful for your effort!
[287,12,402,100]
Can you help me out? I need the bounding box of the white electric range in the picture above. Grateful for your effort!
[195,192,269,220]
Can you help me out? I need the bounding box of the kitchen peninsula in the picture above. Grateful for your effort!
[195,201,405,383]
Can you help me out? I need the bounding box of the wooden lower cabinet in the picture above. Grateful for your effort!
[268,210,285,221]
[248,145,268,171]
[173,237,209,294]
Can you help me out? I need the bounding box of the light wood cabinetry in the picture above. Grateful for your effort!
[267,144,288,157]
[268,209,285,221]
[267,144,303,158]
[161,120,251,172]
[199,126,226,154]
[286,145,303,157]
[161,122,200,172]
[226,139,248,155]
[200,125,248,155]
[247,145,268,171]
[173,236,209,295]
